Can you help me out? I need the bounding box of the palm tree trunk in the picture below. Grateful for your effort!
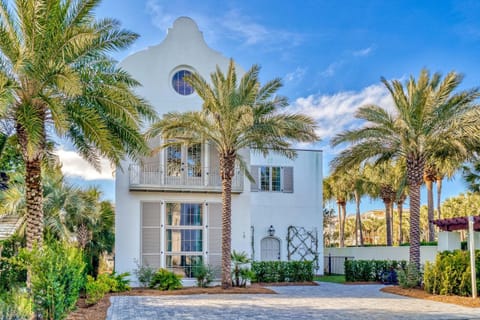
[426,179,435,242]
[397,200,404,244]
[390,202,394,245]
[383,200,392,246]
[25,158,43,250]
[337,200,345,248]
[407,155,425,270]
[341,202,347,248]
[436,177,443,219]
[354,190,363,246]
[220,154,235,289]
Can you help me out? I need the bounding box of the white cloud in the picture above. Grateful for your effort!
[320,60,345,78]
[284,67,307,83]
[221,10,304,49]
[287,83,394,140]
[55,149,114,181]
[353,46,374,57]
[145,0,175,33]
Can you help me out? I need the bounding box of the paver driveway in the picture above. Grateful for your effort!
[106,282,480,320]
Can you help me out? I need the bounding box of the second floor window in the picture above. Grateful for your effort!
[260,166,282,191]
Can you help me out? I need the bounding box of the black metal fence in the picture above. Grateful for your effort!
[324,254,354,275]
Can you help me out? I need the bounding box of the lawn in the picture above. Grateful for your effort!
[314,274,345,284]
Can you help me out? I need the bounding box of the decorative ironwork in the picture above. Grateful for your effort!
[287,226,319,270]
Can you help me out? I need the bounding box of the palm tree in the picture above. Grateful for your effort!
[147,60,318,288]
[324,174,349,247]
[423,163,437,241]
[331,69,480,269]
[364,163,397,246]
[331,165,366,246]
[0,0,155,249]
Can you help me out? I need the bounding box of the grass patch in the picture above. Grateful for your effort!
[314,274,345,284]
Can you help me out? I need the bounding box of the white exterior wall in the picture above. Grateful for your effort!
[325,246,438,266]
[250,150,324,273]
[115,17,324,282]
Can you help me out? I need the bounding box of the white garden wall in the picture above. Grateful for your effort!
[325,246,438,265]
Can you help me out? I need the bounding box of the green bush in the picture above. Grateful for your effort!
[133,259,156,287]
[423,250,480,296]
[20,242,85,320]
[251,261,314,283]
[344,260,407,282]
[85,275,110,305]
[193,263,215,288]
[85,272,131,305]
[0,288,33,320]
[397,263,422,288]
[149,269,182,290]
[0,234,26,293]
[108,272,131,292]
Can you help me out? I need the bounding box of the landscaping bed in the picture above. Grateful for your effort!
[381,286,480,308]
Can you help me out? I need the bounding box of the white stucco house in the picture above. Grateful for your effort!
[115,17,323,284]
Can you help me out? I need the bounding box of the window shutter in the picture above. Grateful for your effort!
[207,202,222,278]
[250,166,259,192]
[141,202,161,269]
[282,167,294,193]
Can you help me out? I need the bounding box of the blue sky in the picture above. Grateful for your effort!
[60,0,480,214]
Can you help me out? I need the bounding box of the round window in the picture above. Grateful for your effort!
[172,70,194,95]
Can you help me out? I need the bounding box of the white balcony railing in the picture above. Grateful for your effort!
[128,163,244,193]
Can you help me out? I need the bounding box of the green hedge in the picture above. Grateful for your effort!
[251,261,314,282]
[344,260,407,282]
[423,250,480,297]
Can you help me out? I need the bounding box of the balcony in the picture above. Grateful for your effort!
[129,163,244,193]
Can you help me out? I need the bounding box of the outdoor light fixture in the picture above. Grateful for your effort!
[268,225,275,237]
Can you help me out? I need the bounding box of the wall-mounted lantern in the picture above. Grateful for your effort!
[268,225,275,237]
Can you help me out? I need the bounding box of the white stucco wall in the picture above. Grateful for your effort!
[250,150,324,273]
[115,16,324,281]
[324,246,438,266]
[115,17,250,281]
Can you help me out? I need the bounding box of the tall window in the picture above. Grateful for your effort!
[166,144,182,177]
[187,143,202,177]
[165,203,203,277]
[260,166,282,192]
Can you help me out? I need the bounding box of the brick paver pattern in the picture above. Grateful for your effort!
[106,282,480,320]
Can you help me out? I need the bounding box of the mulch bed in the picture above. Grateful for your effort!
[381,286,480,308]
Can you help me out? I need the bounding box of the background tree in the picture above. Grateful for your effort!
[0,0,155,250]
[148,60,318,288]
[331,69,480,268]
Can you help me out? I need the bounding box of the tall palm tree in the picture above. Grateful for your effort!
[324,174,349,247]
[364,163,397,246]
[423,163,437,241]
[0,0,155,249]
[331,69,480,268]
[331,165,366,246]
[147,60,318,288]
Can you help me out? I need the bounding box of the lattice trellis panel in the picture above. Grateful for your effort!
[287,226,319,270]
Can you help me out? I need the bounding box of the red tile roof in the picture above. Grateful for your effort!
[432,216,480,232]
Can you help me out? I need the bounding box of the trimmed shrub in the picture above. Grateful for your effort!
[344,260,407,282]
[251,261,314,283]
[423,250,480,296]
[20,242,85,320]
[149,269,183,290]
